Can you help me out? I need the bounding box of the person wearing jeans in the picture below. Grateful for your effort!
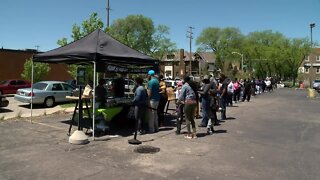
[198,75,211,127]
[177,76,198,139]
[147,70,160,133]
[132,77,148,134]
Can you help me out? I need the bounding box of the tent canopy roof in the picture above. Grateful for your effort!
[33,29,158,66]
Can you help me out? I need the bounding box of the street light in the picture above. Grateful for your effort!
[232,51,244,71]
[309,23,316,88]
[310,23,315,47]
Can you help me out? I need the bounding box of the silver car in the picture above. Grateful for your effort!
[14,81,75,107]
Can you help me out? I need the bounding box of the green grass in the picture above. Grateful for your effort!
[60,103,76,108]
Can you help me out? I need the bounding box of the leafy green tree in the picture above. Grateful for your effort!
[108,15,154,55]
[108,15,176,59]
[196,27,244,72]
[57,12,104,80]
[151,25,177,60]
[21,58,50,83]
[283,38,310,86]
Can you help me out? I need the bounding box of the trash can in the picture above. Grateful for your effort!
[308,88,316,98]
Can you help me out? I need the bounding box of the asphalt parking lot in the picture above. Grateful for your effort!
[0,88,320,179]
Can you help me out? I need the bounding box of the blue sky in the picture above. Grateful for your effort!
[1,0,319,52]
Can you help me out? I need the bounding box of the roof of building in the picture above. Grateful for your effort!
[162,50,215,63]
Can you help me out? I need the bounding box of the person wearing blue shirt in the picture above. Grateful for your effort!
[147,70,160,133]
[132,77,148,134]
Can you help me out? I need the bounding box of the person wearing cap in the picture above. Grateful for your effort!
[147,70,160,133]
[198,75,214,134]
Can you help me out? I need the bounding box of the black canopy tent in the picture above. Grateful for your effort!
[33,29,158,66]
[31,29,159,139]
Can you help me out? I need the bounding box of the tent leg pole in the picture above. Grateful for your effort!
[93,61,96,140]
[30,59,34,124]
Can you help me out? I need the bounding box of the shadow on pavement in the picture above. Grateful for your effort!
[159,127,174,132]
[225,117,236,120]
[215,129,227,134]
[0,108,13,113]
[19,104,50,109]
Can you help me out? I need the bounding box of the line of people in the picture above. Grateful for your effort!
[132,70,276,139]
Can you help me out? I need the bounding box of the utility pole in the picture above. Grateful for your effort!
[35,45,40,52]
[106,0,111,28]
[310,23,315,47]
[187,26,194,75]
[310,23,316,88]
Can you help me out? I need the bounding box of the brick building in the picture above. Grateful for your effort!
[0,48,72,81]
[299,48,320,87]
[159,49,216,79]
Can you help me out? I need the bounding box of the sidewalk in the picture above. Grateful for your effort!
[0,97,73,120]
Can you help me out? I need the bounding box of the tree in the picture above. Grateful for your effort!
[107,15,176,59]
[21,58,50,83]
[57,12,104,80]
[283,38,310,86]
[196,27,244,72]
[151,25,177,60]
[108,15,154,55]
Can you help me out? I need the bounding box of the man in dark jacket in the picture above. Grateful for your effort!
[242,79,251,102]
[219,74,228,120]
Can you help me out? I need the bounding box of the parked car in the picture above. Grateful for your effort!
[164,80,177,89]
[0,95,9,108]
[105,78,136,93]
[14,81,75,107]
[0,79,31,95]
[64,79,77,88]
[313,80,320,92]
[124,78,136,93]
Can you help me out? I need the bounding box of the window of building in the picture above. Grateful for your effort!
[316,55,320,61]
[305,67,309,73]
[305,56,309,61]
[166,54,175,60]
[316,67,320,74]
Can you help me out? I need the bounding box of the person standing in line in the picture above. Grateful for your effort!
[261,78,266,93]
[206,76,219,134]
[132,77,148,134]
[95,78,107,108]
[227,79,234,106]
[219,74,228,120]
[198,75,211,128]
[242,79,252,102]
[209,76,219,126]
[177,76,198,139]
[157,75,168,127]
[147,70,160,133]
[175,81,184,135]
[233,78,240,103]
[265,78,272,92]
